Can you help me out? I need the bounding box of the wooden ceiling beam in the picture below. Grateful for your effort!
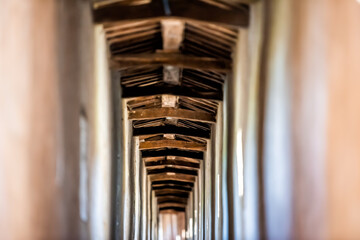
[159,207,186,212]
[154,189,191,195]
[147,167,198,176]
[93,0,152,9]
[145,159,200,168]
[155,192,189,198]
[140,139,206,151]
[146,165,199,172]
[133,126,210,139]
[122,86,223,101]
[144,156,202,163]
[155,192,190,199]
[150,173,196,182]
[151,180,194,187]
[158,202,186,209]
[111,52,231,71]
[142,148,204,159]
[152,185,192,191]
[198,0,257,9]
[94,0,249,27]
[129,107,215,123]
[157,196,188,204]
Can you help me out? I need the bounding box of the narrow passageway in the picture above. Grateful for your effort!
[94,1,247,238]
[2,0,360,239]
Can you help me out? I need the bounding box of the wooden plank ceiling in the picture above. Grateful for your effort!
[94,0,244,213]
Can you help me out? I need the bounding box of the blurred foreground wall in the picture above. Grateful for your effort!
[0,0,96,238]
[262,0,360,239]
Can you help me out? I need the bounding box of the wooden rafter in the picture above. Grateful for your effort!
[147,167,198,176]
[152,185,192,192]
[126,94,220,106]
[129,107,216,123]
[158,203,186,209]
[145,159,200,168]
[111,52,231,71]
[155,192,189,198]
[152,180,194,187]
[95,0,237,215]
[144,156,201,163]
[147,165,199,172]
[150,173,196,182]
[93,0,152,9]
[157,196,188,204]
[159,207,185,212]
[140,139,206,151]
[123,85,222,101]
[141,148,204,159]
[94,0,249,27]
[154,189,190,195]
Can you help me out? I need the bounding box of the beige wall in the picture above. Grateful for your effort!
[263,0,360,239]
[0,0,61,238]
[0,0,97,238]
[321,1,360,238]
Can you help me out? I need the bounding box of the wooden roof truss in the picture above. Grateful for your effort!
[95,0,243,212]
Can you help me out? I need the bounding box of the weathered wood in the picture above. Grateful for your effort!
[147,165,199,172]
[157,196,188,204]
[142,148,204,159]
[133,126,211,139]
[152,180,194,188]
[145,159,200,168]
[147,167,198,176]
[155,192,189,198]
[200,0,259,6]
[122,86,223,101]
[94,0,249,27]
[144,156,201,163]
[93,0,152,9]
[140,140,206,151]
[159,207,185,212]
[150,173,196,182]
[154,189,190,195]
[158,203,186,209]
[155,191,190,200]
[153,185,192,191]
[111,52,231,71]
[129,107,216,123]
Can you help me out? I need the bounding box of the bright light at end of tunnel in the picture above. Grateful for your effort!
[237,129,244,197]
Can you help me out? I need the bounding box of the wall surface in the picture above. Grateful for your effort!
[0,0,96,238]
[0,0,62,238]
[262,0,360,239]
